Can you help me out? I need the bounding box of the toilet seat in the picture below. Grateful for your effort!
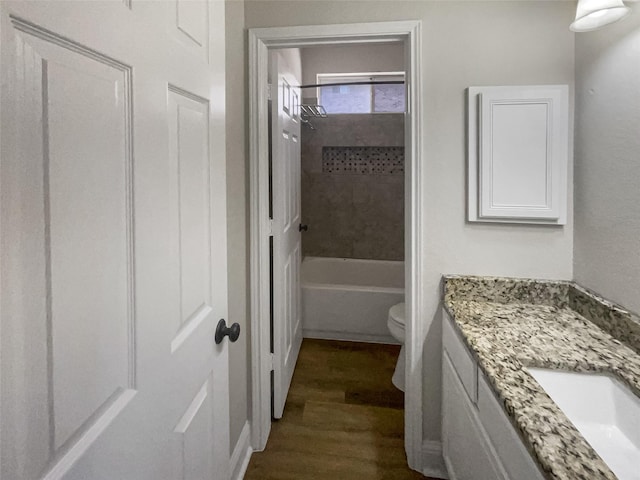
[387,302,406,392]
[387,302,405,342]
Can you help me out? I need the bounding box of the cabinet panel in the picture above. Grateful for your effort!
[443,353,506,480]
[477,372,546,480]
[468,85,569,225]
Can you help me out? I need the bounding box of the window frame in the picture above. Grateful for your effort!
[316,71,406,114]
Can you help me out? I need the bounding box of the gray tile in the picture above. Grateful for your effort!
[301,114,404,260]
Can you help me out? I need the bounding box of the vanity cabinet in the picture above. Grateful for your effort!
[442,310,545,480]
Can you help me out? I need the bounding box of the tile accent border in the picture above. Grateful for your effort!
[322,146,404,175]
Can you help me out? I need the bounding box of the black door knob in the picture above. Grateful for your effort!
[299,223,308,232]
[215,319,240,344]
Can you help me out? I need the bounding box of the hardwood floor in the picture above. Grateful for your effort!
[244,339,429,479]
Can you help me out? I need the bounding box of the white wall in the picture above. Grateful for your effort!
[225,0,250,454]
[301,42,404,89]
[245,0,575,459]
[574,8,640,315]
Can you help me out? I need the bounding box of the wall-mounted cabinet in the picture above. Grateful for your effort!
[468,85,569,225]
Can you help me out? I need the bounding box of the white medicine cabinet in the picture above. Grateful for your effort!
[468,85,569,225]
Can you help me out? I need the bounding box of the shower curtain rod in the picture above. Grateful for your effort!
[298,80,405,89]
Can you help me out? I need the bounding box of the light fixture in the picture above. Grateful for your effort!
[570,0,631,32]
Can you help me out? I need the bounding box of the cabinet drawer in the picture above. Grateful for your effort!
[443,310,477,402]
[477,371,546,480]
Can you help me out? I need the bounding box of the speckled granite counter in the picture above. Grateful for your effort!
[443,275,640,480]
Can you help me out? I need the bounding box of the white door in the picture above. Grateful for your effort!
[271,50,303,419]
[0,2,231,479]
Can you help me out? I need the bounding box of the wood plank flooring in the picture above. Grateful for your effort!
[244,339,429,480]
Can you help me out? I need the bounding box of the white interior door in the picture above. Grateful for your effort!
[271,50,303,419]
[0,1,230,479]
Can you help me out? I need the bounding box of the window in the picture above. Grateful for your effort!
[317,72,405,114]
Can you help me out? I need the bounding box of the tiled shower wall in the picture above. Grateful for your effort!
[301,113,404,261]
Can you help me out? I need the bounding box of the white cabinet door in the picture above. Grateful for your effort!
[468,85,569,225]
[477,373,546,480]
[0,1,230,479]
[271,50,303,419]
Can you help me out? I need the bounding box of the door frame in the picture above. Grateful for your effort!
[248,20,425,472]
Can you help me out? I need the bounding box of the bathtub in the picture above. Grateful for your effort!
[301,257,405,343]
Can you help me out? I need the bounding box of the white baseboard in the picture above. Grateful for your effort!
[230,421,252,480]
[422,440,448,479]
[303,329,399,345]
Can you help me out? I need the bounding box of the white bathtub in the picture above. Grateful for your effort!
[301,257,405,343]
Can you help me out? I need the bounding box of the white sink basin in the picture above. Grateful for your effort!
[527,368,640,480]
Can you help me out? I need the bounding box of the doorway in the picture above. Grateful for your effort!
[249,21,426,473]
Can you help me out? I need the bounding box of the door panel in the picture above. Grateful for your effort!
[1,16,137,479]
[292,134,300,227]
[0,2,229,479]
[168,86,215,352]
[46,50,134,454]
[174,376,215,480]
[172,0,209,61]
[271,50,303,419]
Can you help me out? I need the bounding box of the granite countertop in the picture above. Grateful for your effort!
[443,275,640,480]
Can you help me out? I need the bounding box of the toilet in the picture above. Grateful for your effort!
[387,302,406,391]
